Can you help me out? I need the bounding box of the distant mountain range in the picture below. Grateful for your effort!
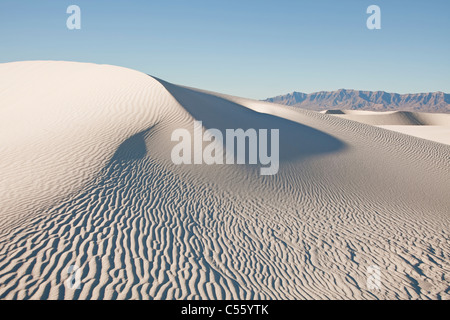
[264,89,450,113]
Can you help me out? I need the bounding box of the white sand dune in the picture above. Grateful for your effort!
[0,61,449,300]
[322,109,450,145]
[322,109,450,125]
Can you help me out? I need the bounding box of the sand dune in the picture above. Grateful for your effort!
[322,110,450,145]
[0,61,449,300]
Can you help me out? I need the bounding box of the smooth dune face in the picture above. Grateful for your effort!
[376,126,450,145]
[0,61,449,300]
[321,109,450,145]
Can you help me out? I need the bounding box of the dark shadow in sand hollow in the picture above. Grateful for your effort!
[153,77,346,163]
[110,128,152,162]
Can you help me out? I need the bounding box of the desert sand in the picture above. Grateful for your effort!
[0,61,449,300]
[322,109,450,145]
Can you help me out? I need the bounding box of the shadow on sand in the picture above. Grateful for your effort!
[154,77,346,163]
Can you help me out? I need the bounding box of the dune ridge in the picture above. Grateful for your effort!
[321,109,450,145]
[0,61,449,300]
[321,109,450,126]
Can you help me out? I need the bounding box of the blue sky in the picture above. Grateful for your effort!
[0,0,449,99]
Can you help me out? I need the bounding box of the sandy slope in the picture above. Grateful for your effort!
[376,126,450,146]
[0,61,449,300]
[322,110,450,145]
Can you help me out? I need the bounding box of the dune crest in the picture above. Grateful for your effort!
[0,61,449,300]
[322,109,450,144]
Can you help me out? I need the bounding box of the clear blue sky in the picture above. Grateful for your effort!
[0,0,449,99]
